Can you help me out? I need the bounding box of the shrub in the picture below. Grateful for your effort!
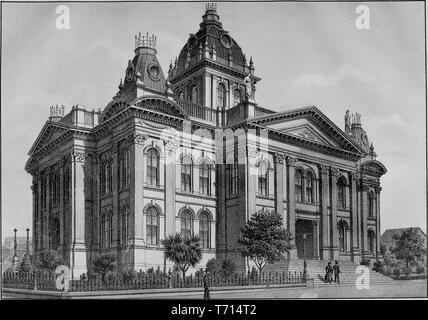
[37,250,65,272]
[195,268,204,277]
[121,268,137,283]
[155,266,162,276]
[403,266,412,277]
[250,266,259,279]
[221,259,237,277]
[373,260,385,273]
[393,268,401,277]
[416,266,425,274]
[206,258,222,275]
[92,253,116,282]
[382,266,393,276]
[360,258,369,266]
[147,267,155,274]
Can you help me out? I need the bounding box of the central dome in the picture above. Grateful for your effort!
[174,4,246,75]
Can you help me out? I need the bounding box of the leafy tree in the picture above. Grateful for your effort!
[92,253,116,281]
[391,228,426,268]
[379,244,387,257]
[161,233,202,279]
[16,259,33,273]
[36,250,64,272]
[206,258,222,275]
[221,259,236,277]
[238,209,293,275]
[121,268,137,284]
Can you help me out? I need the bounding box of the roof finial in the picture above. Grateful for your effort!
[206,2,217,13]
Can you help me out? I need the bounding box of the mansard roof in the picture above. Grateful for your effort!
[248,105,366,157]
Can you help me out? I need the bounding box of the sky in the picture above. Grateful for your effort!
[1,1,426,241]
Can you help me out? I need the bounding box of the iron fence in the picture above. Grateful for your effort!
[2,270,304,292]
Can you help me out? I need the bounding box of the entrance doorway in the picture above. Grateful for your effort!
[295,219,315,259]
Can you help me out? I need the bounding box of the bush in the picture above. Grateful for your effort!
[37,250,65,272]
[147,267,155,274]
[416,266,425,274]
[360,258,370,266]
[250,266,259,279]
[121,268,137,283]
[373,260,385,273]
[382,266,393,276]
[206,258,221,275]
[221,259,237,277]
[92,253,116,281]
[195,268,204,277]
[403,266,412,277]
[393,268,401,277]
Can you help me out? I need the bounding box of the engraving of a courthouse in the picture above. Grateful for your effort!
[25,5,387,277]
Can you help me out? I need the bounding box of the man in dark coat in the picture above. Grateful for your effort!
[333,260,341,284]
[203,269,210,299]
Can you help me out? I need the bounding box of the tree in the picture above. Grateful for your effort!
[92,253,116,281]
[161,233,202,279]
[36,250,64,272]
[206,258,221,274]
[221,259,236,277]
[391,228,426,268]
[239,209,293,275]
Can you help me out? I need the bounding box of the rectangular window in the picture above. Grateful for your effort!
[199,164,210,195]
[181,164,192,192]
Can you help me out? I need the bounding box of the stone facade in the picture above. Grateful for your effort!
[25,4,387,277]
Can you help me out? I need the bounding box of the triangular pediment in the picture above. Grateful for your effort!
[249,106,365,156]
[28,122,69,156]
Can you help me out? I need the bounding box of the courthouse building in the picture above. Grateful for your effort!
[25,4,387,277]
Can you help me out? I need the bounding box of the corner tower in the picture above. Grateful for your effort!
[168,3,260,120]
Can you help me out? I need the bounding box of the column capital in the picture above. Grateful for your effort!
[374,186,382,194]
[330,167,340,177]
[319,163,329,175]
[110,141,119,153]
[274,153,285,164]
[351,170,359,180]
[127,133,148,146]
[73,152,89,163]
[248,146,259,158]
[361,184,370,192]
[285,156,297,166]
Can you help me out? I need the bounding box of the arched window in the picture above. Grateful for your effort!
[121,207,129,246]
[368,230,375,255]
[101,212,112,248]
[337,177,347,209]
[181,156,193,192]
[233,89,242,107]
[190,85,198,104]
[146,206,159,245]
[257,161,268,196]
[199,161,210,195]
[147,148,160,186]
[338,221,347,253]
[368,192,375,218]
[295,169,303,202]
[63,167,70,204]
[199,212,210,249]
[119,149,130,189]
[217,83,226,109]
[50,218,60,250]
[181,210,193,239]
[101,160,113,195]
[306,171,314,203]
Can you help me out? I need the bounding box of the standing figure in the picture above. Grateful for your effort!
[324,261,333,283]
[203,269,210,300]
[333,260,341,284]
[244,74,252,100]
[345,110,351,134]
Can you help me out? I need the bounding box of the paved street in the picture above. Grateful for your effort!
[81,280,427,299]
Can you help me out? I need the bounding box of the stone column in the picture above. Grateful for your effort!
[319,164,330,260]
[31,179,37,255]
[37,173,42,253]
[69,152,88,278]
[44,169,51,250]
[375,186,382,258]
[164,139,178,236]
[330,167,340,260]
[274,153,285,226]
[111,142,120,261]
[350,171,360,262]
[361,185,369,256]
[59,160,65,252]
[313,221,320,259]
[129,134,146,250]
[286,156,297,259]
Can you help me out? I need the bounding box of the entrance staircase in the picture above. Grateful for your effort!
[265,259,395,287]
